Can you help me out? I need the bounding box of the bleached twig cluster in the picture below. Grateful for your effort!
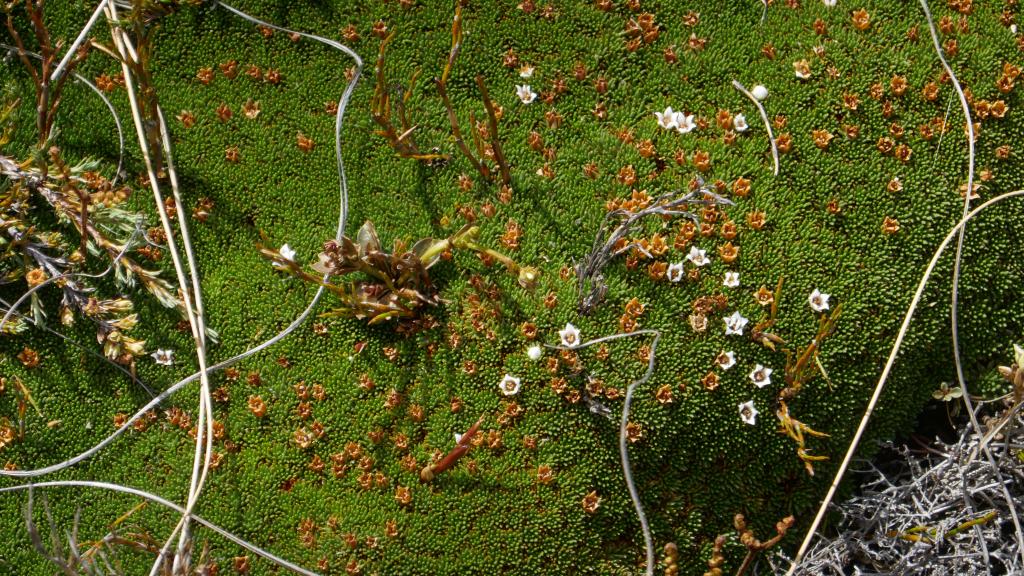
[770,406,1024,576]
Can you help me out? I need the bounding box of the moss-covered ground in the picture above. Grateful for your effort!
[3,0,1024,574]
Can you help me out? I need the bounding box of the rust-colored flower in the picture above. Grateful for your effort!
[747,210,766,230]
[296,132,315,152]
[216,103,232,123]
[718,242,739,264]
[701,371,720,391]
[812,129,833,150]
[537,464,555,485]
[922,81,939,102]
[395,485,412,506]
[17,347,39,368]
[196,67,214,85]
[648,261,667,281]
[852,8,871,31]
[716,109,733,130]
[943,38,958,57]
[890,75,908,97]
[225,146,240,163]
[655,384,674,404]
[265,68,282,85]
[626,422,643,443]
[882,216,901,235]
[693,150,711,172]
[894,143,913,163]
[731,176,752,198]
[827,197,841,215]
[624,297,645,317]
[761,43,776,60]
[293,427,314,449]
[876,136,895,155]
[720,220,738,240]
[581,490,602,514]
[991,100,1008,118]
[754,285,774,307]
[996,145,1011,159]
[24,267,46,288]
[617,164,637,186]
[636,139,656,158]
[776,133,792,154]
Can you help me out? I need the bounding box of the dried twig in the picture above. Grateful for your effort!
[576,181,732,314]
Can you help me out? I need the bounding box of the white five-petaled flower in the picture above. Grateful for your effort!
[499,374,522,396]
[655,107,679,130]
[686,246,710,267]
[739,400,759,425]
[749,364,773,388]
[519,64,535,79]
[675,111,697,134]
[152,349,174,366]
[715,351,736,370]
[724,311,749,336]
[733,113,749,133]
[666,262,685,282]
[823,0,837,6]
[808,288,831,312]
[723,271,740,288]
[527,345,543,361]
[559,323,581,348]
[516,84,537,104]
[752,85,769,101]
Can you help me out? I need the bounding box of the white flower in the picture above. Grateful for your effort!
[724,311,749,336]
[723,271,740,288]
[516,84,537,104]
[715,351,736,370]
[686,246,710,267]
[151,349,174,366]
[1012,24,1019,35]
[675,111,697,134]
[666,262,684,282]
[499,374,522,396]
[749,364,773,388]
[739,400,759,425]
[733,114,749,133]
[808,289,831,312]
[823,0,837,6]
[527,345,543,361]
[752,85,769,101]
[654,107,679,130]
[559,323,581,348]
[518,64,534,79]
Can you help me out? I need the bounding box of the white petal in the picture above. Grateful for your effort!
[752,85,769,101]
[739,400,759,425]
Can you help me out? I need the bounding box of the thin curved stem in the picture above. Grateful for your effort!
[547,329,661,576]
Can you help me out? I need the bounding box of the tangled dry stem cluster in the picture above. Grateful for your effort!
[772,403,1024,576]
